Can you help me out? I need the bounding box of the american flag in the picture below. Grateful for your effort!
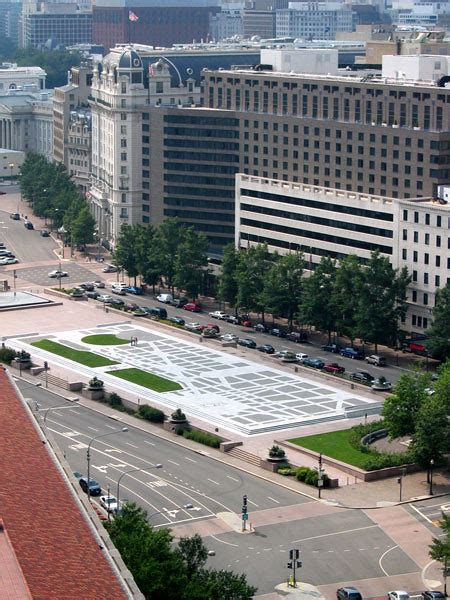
[128,10,139,22]
[148,64,155,77]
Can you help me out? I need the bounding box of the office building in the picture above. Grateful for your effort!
[0,148,24,178]
[92,0,219,51]
[0,0,21,45]
[235,175,450,333]
[275,2,354,41]
[210,2,244,41]
[67,108,91,192]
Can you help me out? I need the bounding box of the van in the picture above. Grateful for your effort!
[112,282,128,291]
[156,293,173,304]
[148,307,167,319]
[366,354,386,367]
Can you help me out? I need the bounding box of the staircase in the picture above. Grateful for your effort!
[38,372,70,389]
[226,446,261,467]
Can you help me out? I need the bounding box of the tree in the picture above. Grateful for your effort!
[174,227,209,299]
[434,360,450,414]
[236,243,270,320]
[71,205,96,248]
[299,256,335,339]
[155,218,185,294]
[114,224,141,285]
[262,252,304,330]
[355,251,410,351]
[186,569,257,600]
[333,255,364,344]
[381,369,432,438]
[176,534,208,580]
[429,513,450,573]
[218,243,239,311]
[427,283,450,360]
[411,394,449,466]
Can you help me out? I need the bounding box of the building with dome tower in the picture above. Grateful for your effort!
[88,46,199,246]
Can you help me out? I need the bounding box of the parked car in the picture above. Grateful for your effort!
[302,357,325,369]
[388,592,409,600]
[79,282,95,291]
[149,306,167,319]
[257,344,275,354]
[78,476,101,496]
[209,310,228,319]
[48,270,68,278]
[125,302,139,311]
[169,316,185,326]
[185,322,203,332]
[172,297,189,308]
[0,250,13,257]
[323,362,345,374]
[366,354,386,367]
[286,331,308,343]
[275,350,293,359]
[112,286,127,295]
[9,212,20,220]
[127,286,143,295]
[422,592,446,600]
[350,371,374,383]
[0,257,18,264]
[254,323,269,333]
[183,302,201,312]
[40,229,50,237]
[206,323,220,333]
[337,587,362,600]
[340,347,363,359]
[270,328,287,338]
[238,338,257,349]
[98,294,113,303]
[100,495,120,513]
[156,293,173,303]
[110,298,125,307]
[221,333,239,342]
[281,351,297,363]
[132,308,148,317]
[322,343,341,353]
[94,280,105,288]
[85,291,100,299]
[24,221,34,230]
[226,315,241,325]
[102,264,118,273]
[295,352,309,362]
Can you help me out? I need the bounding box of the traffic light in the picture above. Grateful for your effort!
[287,561,292,569]
[243,495,247,507]
[242,495,248,514]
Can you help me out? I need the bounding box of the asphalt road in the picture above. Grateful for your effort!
[0,207,57,264]
[16,380,422,596]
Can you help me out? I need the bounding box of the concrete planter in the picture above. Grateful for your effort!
[82,388,105,401]
[163,421,189,433]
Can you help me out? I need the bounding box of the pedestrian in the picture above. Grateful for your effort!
[135,337,138,346]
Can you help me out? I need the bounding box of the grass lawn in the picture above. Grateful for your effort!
[289,429,371,469]
[110,368,182,393]
[81,334,129,346]
[31,339,119,368]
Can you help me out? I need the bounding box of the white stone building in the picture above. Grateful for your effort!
[276,2,354,41]
[0,148,24,179]
[67,108,91,193]
[0,63,46,91]
[235,174,450,334]
[88,46,200,247]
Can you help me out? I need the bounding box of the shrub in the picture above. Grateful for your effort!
[277,466,297,476]
[88,376,104,389]
[295,466,330,488]
[182,429,221,448]
[0,346,17,364]
[107,392,123,407]
[295,467,310,482]
[138,404,165,423]
[17,350,31,362]
[268,445,286,459]
[171,408,187,422]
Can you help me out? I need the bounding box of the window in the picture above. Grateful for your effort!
[412,290,417,302]
[121,152,127,161]
[437,215,441,227]
[436,235,441,247]
[436,256,441,267]
[402,249,407,260]
[425,233,429,245]
[423,293,428,306]
[413,251,418,263]
[403,209,408,221]
[424,253,429,265]
[413,231,418,243]
[435,275,440,287]
[413,270,417,282]
[425,213,430,225]
[424,273,429,285]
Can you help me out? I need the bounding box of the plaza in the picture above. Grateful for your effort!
[12,322,382,435]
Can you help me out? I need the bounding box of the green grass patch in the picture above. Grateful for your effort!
[31,339,119,368]
[81,334,129,346]
[289,429,374,469]
[109,368,181,393]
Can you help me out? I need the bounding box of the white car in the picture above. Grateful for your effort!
[93,280,105,288]
[209,310,229,320]
[48,270,68,278]
[221,333,239,342]
[185,322,202,331]
[99,495,120,513]
[296,353,309,362]
[275,350,292,359]
[388,592,409,600]
[111,287,127,295]
[0,257,18,265]
[98,294,113,303]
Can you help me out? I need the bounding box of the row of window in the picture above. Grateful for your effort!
[164,185,234,198]
[402,209,446,228]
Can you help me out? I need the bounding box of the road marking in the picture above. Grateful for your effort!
[267,496,280,504]
[125,442,138,449]
[210,534,239,547]
[344,549,351,552]
[227,475,239,482]
[168,460,180,466]
[264,548,272,551]
[409,503,434,524]
[104,423,116,430]
[207,478,220,486]
[185,457,197,463]
[247,499,259,508]
[144,441,155,446]
[291,524,378,544]
[328,550,334,553]
[379,545,398,576]
[87,426,99,432]
[373,547,380,550]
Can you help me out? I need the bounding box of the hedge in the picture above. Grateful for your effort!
[182,429,221,448]
[138,404,165,423]
[0,346,17,364]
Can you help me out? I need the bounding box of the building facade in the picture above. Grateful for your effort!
[276,2,354,40]
[0,63,46,91]
[0,148,24,178]
[67,108,91,192]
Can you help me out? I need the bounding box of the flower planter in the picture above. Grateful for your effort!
[82,387,105,400]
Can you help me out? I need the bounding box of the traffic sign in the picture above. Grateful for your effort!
[242,513,248,521]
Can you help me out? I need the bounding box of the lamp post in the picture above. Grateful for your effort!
[429,458,434,496]
[116,464,162,508]
[8,162,14,182]
[86,427,128,502]
[58,226,67,259]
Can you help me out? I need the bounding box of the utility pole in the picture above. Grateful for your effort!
[242,494,248,531]
[44,361,48,388]
[287,548,302,587]
[317,453,324,499]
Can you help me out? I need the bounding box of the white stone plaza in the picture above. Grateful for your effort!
[14,323,382,435]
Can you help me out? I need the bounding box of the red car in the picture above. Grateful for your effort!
[323,363,345,374]
[183,302,201,312]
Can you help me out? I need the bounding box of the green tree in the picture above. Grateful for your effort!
[434,360,450,413]
[218,243,239,311]
[9,49,82,88]
[427,283,450,360]
[333,255,364,344]
[356,251,411,351]
[71,205,96,248]
[114,224,142,285]
[411,395,449,466]
[176,534,208,580]
[429,513,450,573]
[262,252,304,330]
[155,218,185,294]
[236,243,270,320]
[381,369,432,438]
[299,256,336,339]
[174,227,209,299]
[186,569,257,600]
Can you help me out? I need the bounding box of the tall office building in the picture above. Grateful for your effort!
[276,2,354,40]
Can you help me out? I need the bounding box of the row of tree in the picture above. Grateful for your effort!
[114,221,209,298]
[19,152,96,248]
[219,244,410,351]
[382,360,450,465]
[106,503,256,599]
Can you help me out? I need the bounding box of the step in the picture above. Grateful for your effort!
[38,372,69,390]
[226,447,261,467]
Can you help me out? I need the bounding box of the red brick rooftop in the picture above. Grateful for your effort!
[0,367,128,600]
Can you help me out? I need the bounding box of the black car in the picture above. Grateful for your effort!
[422,593,446,600]
[169,316,185,326]
[337,587,362,600]
[80,282,95,291]
[322,343,341,353]
[226,315,241,325]
[85,291,100,299]
[110,298,125,307]
[254,323,269,333]
[257,344,275,354]
[350,371,374,383]
[286,331,308,343]
[238,338,257,349]
[78,476,101,496]
[270,328,287,338]
[172,297,189,308]
[302,357,325,369]
[24,221,34,230]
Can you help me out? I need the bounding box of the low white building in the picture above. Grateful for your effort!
[260,48,339,75]
[382,54,450,82]
[0,148,24,179]
[235,174,450,334]
[276,2,354,41]
[0,63,46,91]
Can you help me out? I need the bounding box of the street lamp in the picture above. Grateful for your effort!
[8,162,14,182]
[86,427,128,502]
[116,464,162,508]
[58,226,67,259]
[429,459,434,496]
